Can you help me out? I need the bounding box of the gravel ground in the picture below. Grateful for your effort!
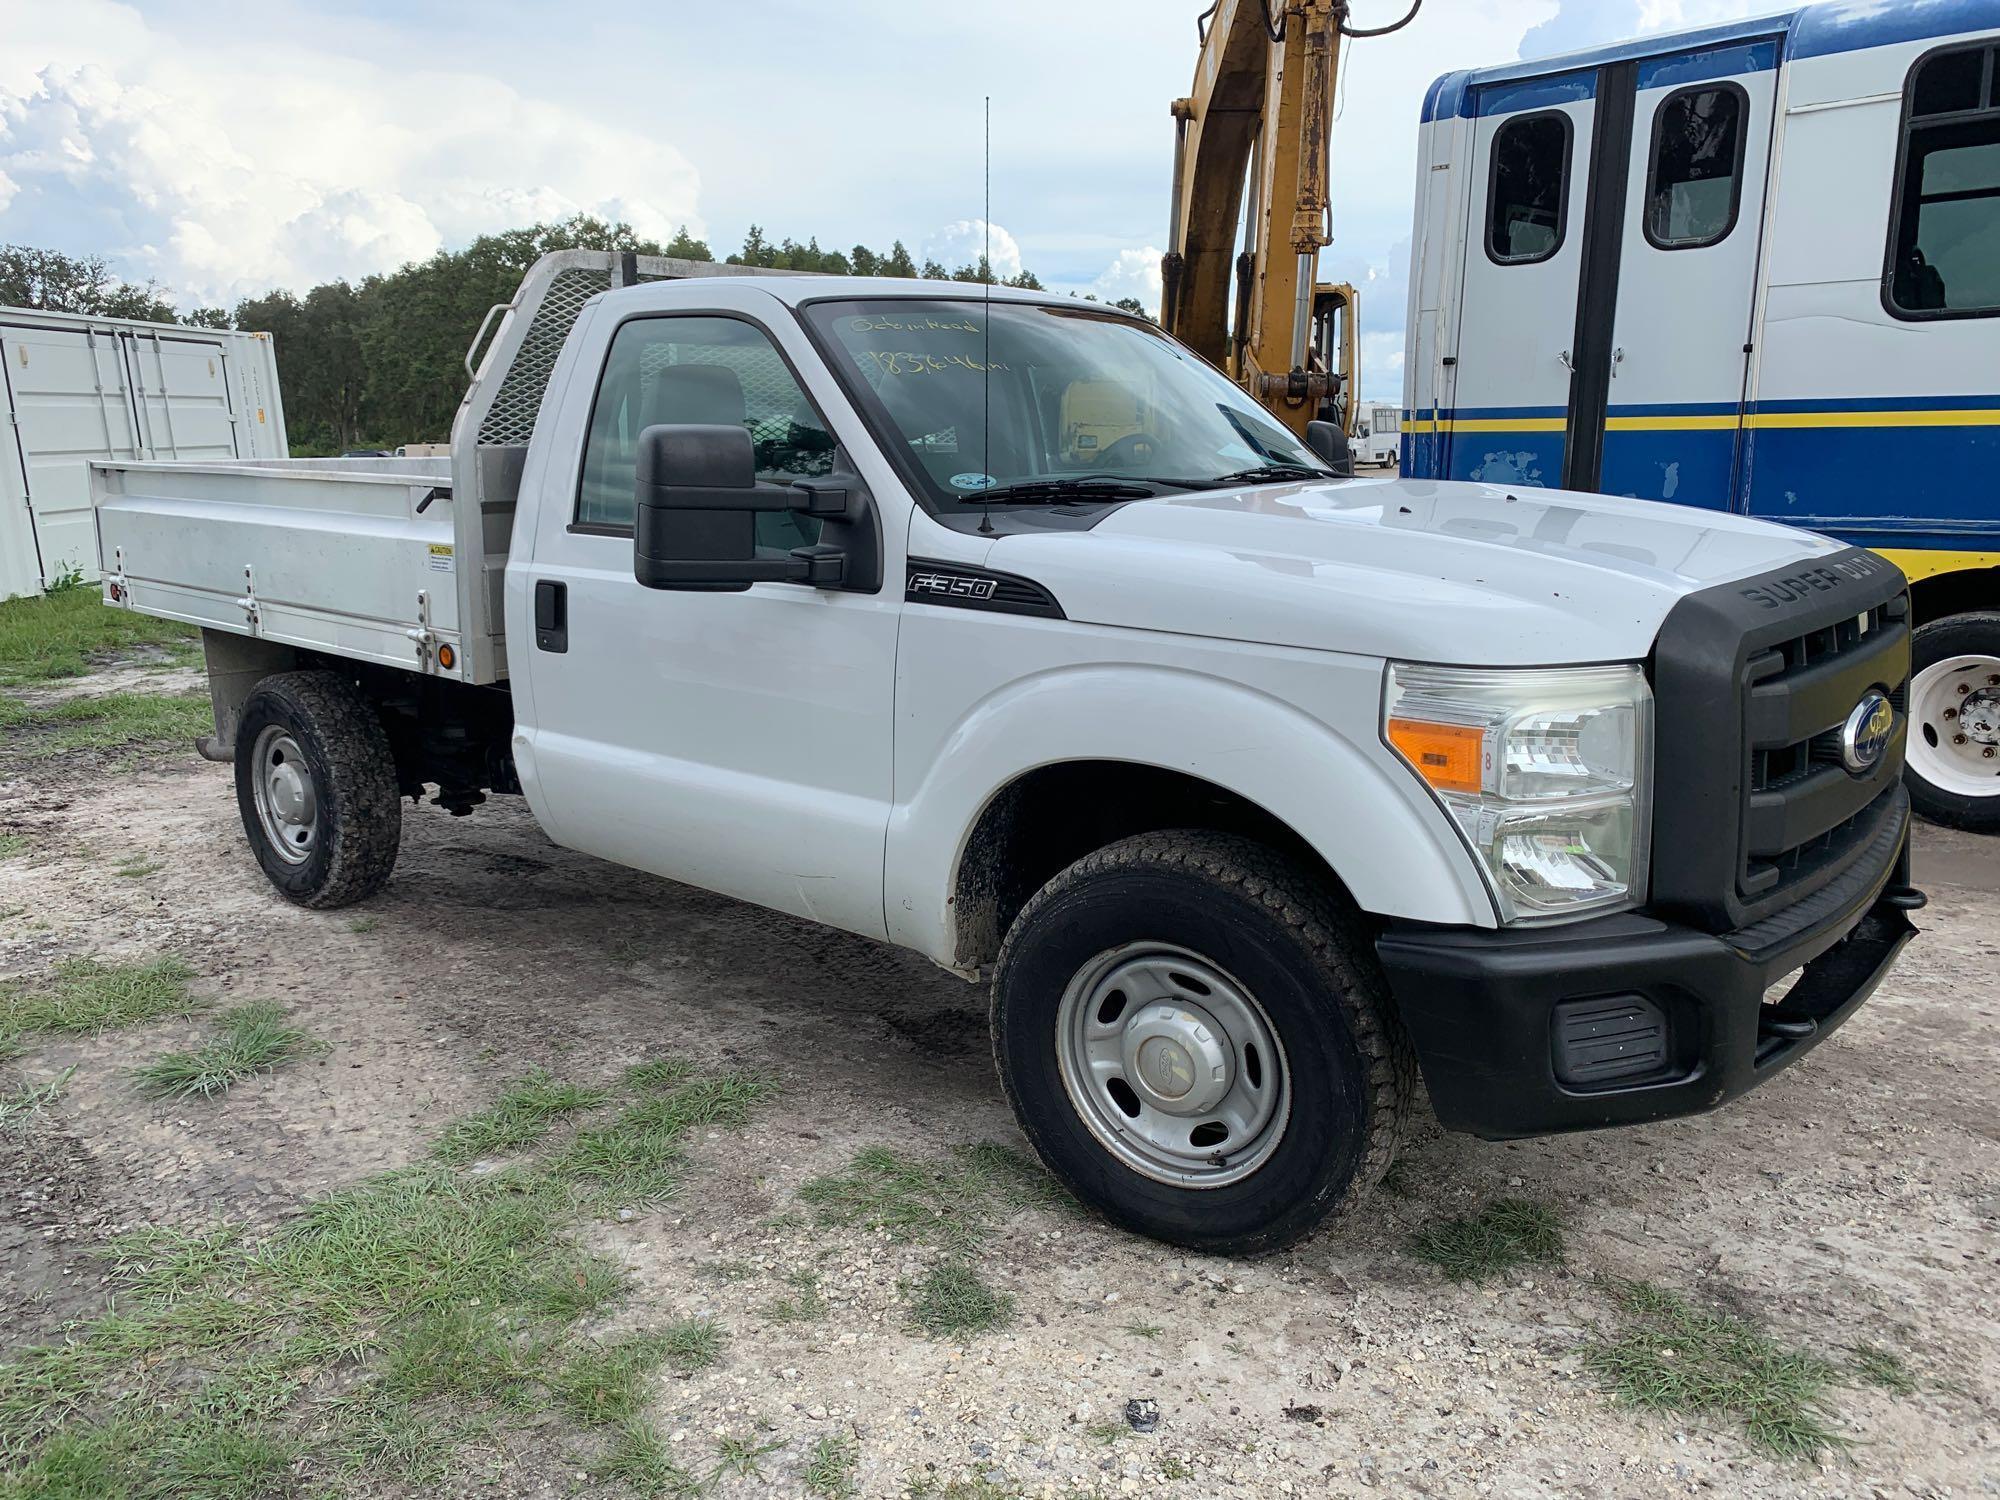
[1,665,1995,1499]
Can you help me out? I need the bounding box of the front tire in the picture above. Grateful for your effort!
[1904,612,2000,834]
[990,831,1413,1255]
[232,671,402,907]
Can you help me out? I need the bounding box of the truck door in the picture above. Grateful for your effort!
[1596,43,1779,507]
[514,295,903,941]
[0,321,145,587]
[1445,74,1596,487]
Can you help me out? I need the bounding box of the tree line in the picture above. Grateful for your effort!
[5,219,1148,455]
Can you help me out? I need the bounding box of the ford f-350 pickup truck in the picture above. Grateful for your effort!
[91,250,1923,1253]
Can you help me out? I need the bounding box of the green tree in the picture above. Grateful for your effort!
[234,284,369,453]
[0,244,177,322]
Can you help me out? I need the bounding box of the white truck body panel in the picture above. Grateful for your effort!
[2,309,285,601]
[94,458,455,672]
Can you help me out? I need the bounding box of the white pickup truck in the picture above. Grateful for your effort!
[93,250,1924,1253]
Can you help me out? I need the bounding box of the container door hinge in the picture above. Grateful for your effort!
[106,547,130,606]
[406,589,436,672]
[236,565,261,634]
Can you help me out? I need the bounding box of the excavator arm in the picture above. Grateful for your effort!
[1162,1,1409,442]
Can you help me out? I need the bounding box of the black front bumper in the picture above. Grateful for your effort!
[1376,823,1922,1142]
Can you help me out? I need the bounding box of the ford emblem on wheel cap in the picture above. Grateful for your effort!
[1839,691,1895,775]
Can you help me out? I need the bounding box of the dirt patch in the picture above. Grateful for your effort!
[2,665,1996,1497]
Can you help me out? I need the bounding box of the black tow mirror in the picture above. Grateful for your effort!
[1305,420,1354,477]
[633,424,854,592]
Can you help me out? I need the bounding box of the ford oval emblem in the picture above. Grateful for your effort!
[1839,691,1895,775]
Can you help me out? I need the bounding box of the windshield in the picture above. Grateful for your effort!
[801,297,1332,508]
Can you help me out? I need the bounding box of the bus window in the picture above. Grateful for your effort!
[1644,85,1747,249]
[1486,112,1573,265]
[1889,44,2000,318]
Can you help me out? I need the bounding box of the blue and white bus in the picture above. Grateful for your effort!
[1401,0,2000,831]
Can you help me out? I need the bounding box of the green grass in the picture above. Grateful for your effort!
[0,584,198,685]
[532,1256,628,1319]
[1846,1341,1917,1396]
[1411,1198,1564,1283]
[0,834,26,861]
[431,1067,610,1164]
[113,857,165,879]
[1584,1279,1848,1460]
[903,1259,1014,1341]
[0,1054,770,1491]
[593,1418,697,1493]
[0,957,201,1060]
[804,1433,859,1497]
[797,1143,1069,1253]
[549,1322,722,1426]
[345,916,380,934]
[555,1071,773,1209]
[764,1269,829,1324]
[0,1066,76,1132]
[0,690,212,759]
[1123,1322,1164,1341]
[131,1002,316,1100]
[622,1056,695,1092]
[711,1431,784,1479]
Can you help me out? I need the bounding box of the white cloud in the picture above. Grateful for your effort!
[923,219,1022,278]
[0,1,704,306]
[1089,247,1163,312]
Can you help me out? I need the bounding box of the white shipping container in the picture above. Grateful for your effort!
[1,308,287,601]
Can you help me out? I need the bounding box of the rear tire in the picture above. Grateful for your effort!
[1904,612,2000,834]
[232,671,402,907]
[990,831,1413,1255]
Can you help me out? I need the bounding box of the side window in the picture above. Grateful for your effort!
[1486,112,1573,265]
[1888,43,2000,318]
[575,315,837,549]
[1644,84,1747,249]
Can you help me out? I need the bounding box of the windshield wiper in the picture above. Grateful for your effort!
[1200,463,1333,487]
[972,478,1161,504]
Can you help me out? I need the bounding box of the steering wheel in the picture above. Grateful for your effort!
[1097,433,1162,470]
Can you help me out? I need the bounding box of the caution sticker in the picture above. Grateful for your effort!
[427,543,454,574]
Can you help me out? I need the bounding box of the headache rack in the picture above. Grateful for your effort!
[446,251,781,684]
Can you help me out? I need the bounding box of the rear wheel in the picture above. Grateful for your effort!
[1904,612,2000,834]
[233,671,402,906]
[990,831,1412,1255]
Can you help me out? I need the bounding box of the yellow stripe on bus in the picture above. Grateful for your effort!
[1404,410,2000,435]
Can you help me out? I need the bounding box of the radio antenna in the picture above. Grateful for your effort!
[979,93,995,536]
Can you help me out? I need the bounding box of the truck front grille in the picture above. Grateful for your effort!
[1649,548,1911,934]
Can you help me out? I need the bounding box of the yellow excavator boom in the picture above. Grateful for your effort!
[1161,1,1414,441]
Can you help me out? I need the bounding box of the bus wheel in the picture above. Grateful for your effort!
[1905,612,2000,834]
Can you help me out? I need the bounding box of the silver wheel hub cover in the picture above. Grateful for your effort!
[250,727,320,865]
[1125,1002,1232,1114]
[1054,942,1291,1189]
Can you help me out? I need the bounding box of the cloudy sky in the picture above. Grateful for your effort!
[1,0,1764,398]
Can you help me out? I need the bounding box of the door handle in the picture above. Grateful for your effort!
[1611,347,1625,376]
[534,580,567,654]
[1557,350,1574,371]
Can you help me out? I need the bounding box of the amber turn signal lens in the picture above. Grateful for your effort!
[437,643,456,670]
[1386,717,1484,794]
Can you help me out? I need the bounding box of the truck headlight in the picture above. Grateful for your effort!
[1383,663,1653,925]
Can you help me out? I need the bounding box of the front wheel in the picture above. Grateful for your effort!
[1904,612,2000,834]
[233,670,403,907]
[990,831,1413,1255]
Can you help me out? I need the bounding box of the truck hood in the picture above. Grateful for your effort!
[983,475,1845,666]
